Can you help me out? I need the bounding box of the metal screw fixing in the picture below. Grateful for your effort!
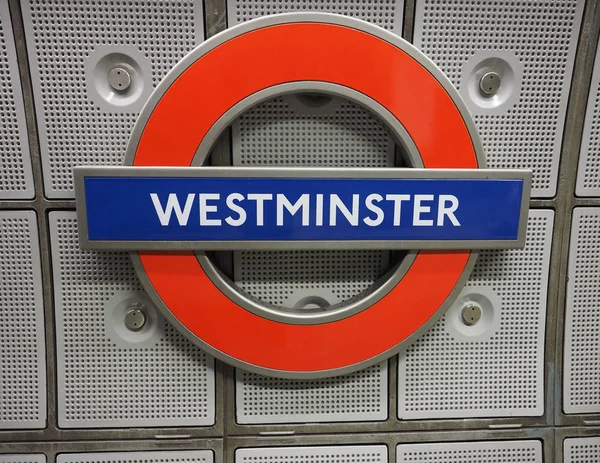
[461,304,482,326]
[479,71,501,96]
[125,307,146,332]
[108,66,132,92]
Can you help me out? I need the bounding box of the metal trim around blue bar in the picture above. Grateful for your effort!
[74,166,531,251]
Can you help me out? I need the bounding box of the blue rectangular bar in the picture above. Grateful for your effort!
[81,176,524,245]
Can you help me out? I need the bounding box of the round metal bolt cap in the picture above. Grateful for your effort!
[461,303,482,326]
[479,71,501,96]
[108,67,132,92]
[125,307,146,331]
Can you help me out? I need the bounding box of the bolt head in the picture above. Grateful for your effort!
[479,71,501,96]
[125,307,146,332]
[108,66,132,92]
[461,304,482,326]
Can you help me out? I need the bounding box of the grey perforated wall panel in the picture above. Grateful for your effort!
[57,451,213,463]
[21,1,204,198]
[398,210,553,419]
[234,250,390,308]
[0,211,46,429]
[564,208,600,414]
[0,1,34,199]
[236,362,387,424]
[232,98,394,169]
[236,446,387,463]
[49,211,215,428]
[227,0,403,33]
[564,437,600,462]
[414,0,584,198]
[0,456,45,463]
[577,42,600,196]
[397,440,542,463]
[232,97,393,308]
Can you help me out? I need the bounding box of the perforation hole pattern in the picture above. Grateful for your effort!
[0,2,32,198]
[23,1,200,197]
[399,211,552,418]
[415,0,581,197]
[398,441,542,463]
[0,455,45,463]
[236,362,386,424]
[236,446,387,463]
[0,212,44,427]
[564,209,600,412]
[577,45,600,195]
[234,97,392,307]
[57,451,212,463]
[229,0,402,32]
[565,437,600,462]
[50,212,214,427]
[237,99,391,168]
[236,250,389,307]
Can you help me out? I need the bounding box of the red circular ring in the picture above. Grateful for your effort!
[132,22,478,374]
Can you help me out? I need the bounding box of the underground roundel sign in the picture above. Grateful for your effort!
[74,13,531,378]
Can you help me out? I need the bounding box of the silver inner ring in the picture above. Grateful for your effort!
[191,82,423,325]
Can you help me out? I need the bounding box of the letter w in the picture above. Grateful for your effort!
[150,193,195,226]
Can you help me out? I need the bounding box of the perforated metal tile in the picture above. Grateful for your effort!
[577,41,600,196]
[57,452,212,463]
[236,362,387,424]
[227,0,403,33]
[0,456,45,463]
[234,250,390,308]
[397,440,542,463]
[0,1,34,199]
[233,97,394,168]
[22,1,203,198]
[414,0,583,197]
[398,210,553,419]
[564,437,600,462]
[49,211,215,428]
[236,446,387,463]
[564,208,600,414]
[0,211,46,429]
[233,96,393,308]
